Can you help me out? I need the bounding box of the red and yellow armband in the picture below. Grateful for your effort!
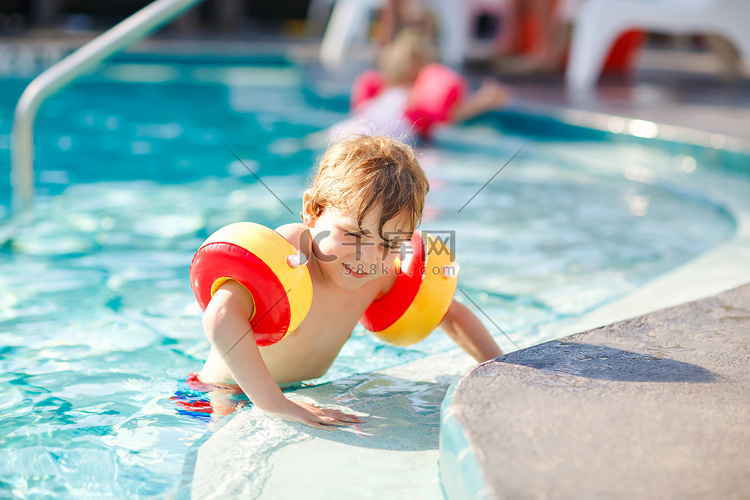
[359,231,458,346]
[189,222,313,346]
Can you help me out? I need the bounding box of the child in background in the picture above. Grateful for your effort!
[328,29,510,143]
[197,135,503,428]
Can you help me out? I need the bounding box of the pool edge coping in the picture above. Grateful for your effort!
[438,104,750,500]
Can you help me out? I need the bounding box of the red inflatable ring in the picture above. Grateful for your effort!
[190,222,313,347]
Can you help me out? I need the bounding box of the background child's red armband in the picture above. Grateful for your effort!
[406,64,468,137]
[351,69,386,112]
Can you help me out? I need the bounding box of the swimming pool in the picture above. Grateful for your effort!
[0,53,744,497]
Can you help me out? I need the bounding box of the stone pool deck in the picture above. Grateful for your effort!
[443,283,750,500]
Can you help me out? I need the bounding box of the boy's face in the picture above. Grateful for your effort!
[302,192,412,291]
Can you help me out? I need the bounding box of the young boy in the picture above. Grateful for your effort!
[198,135,503,429]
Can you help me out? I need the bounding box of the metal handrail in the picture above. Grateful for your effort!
[10,0,205,215]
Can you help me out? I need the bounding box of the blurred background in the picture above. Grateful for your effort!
[1,2,748,498]
[0,0,312,38]
[2,0,747,80]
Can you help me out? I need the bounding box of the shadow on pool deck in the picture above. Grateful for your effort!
[444,283,750,500]
[500,342,718,384]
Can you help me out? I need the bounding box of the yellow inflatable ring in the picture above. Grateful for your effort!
[359,231,458,346]
[190,222,313,346]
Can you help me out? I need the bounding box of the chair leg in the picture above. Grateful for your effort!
[320,1,376,67]
[723,28,750,76]
[566,2,633,90]
[430,0,468,67]
[705,35,742,81]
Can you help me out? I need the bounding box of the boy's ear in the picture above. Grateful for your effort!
[301,190,316,228]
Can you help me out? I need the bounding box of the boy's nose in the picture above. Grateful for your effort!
[363,240,393,265]
[359,242,378,263]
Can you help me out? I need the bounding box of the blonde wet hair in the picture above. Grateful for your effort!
[308,134,429,238]
[378,28,436,86]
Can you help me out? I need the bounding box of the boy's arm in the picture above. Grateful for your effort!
[439,299,504,362]
[203,280,362,429]
[450,79,510,123]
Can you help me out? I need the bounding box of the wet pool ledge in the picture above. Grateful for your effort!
[440,283,750,500]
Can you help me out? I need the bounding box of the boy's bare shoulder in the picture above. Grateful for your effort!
[275,223,307,250]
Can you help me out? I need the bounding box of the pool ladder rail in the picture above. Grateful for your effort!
[9,0,206,217]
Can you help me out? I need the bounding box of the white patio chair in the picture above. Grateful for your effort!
[565,0,750,90]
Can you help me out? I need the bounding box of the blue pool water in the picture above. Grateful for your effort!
[0,55,739,497]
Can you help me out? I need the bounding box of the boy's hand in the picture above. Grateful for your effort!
[272,400,364,430]
[450,79,511,122]
[203,281,363,430]
[474,79,511,109]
